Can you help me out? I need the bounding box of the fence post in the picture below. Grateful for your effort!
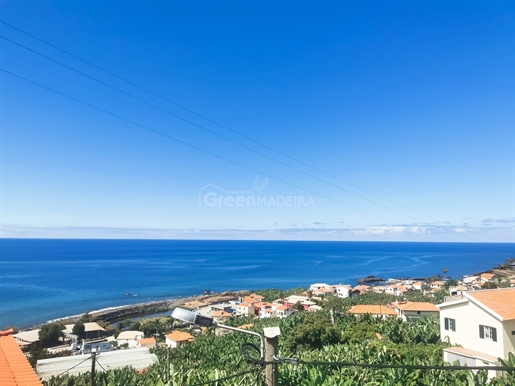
[263,327,280,386]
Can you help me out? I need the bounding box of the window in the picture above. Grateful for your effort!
[444,317,456,332]
[479,325,497,342]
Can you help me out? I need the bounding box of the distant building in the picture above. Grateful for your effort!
[138,337,156,349]
[165,331,194,348]
[64,322,106,340]
[13,329,41,350]
[212,310,233,323]
[347,305,397,319]
[392,301,439,322]
[275,305,296,318]
[116,331,144,348]
[309,283,331,291]
[437,288,515,379]
[235,303,255,316]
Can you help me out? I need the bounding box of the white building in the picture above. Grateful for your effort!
[235,303,255,316]
[165,331,194,348]
[116,330,144,348]
[437,288,515,379]
[309,283,330,291]
[392,301,439,322]
[334,285,352,298]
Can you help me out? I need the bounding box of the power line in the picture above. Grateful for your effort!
[0,28,511,245]
[0,20,445,224]
[0,34,431,225]
[293,358,515,372]
[0,68,401,224]
[1,22,502,244]
[2,67,511,248]
[188,367,262,386]
[52,356,91,379]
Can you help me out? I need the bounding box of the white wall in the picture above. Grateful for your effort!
[440,300,507,360]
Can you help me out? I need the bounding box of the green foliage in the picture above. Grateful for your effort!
[41,290,515,386]
[72,320,86,340]
[38,322,64,347]
[482,281,499,289]
[28,344,69,368]
[255,287,306,302]
[284,312,340,352]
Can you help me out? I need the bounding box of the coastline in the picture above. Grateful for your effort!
[32,291,245,330]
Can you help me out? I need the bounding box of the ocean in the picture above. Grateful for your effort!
[0,239,513,329]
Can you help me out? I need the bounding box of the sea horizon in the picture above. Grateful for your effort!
[1,238,513,329]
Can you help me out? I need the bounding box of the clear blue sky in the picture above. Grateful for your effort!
[0,1,513,242]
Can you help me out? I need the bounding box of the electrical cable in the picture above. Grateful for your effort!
[187,367,262,386]
[95,358,107,372]
[273,357,515,372]
[0,28,511,245]
[0,19,455,224]
[0,34,432,225]
[0,67,402,223]
[52,356,91,379]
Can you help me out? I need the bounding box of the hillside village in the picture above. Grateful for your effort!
[2,265,514,384]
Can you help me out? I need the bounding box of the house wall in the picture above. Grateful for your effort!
[440,301,506,360]
[165,338,182,348]
[502,319,515,359]
[403,310,439,322]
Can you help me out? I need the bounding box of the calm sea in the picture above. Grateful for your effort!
[0,239,513,329]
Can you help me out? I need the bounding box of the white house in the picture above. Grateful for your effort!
[165,331,194,348]
[392,301,439,322]
[437,288,515,379]
[334,285,352,298]
[116,331,144,348]
[235,303,255,316]
[275,305,296,318]
[309,283,331,291]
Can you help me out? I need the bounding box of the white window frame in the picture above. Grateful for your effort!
[484,326,493,340]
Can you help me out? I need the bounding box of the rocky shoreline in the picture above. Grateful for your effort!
[36,291,246,329]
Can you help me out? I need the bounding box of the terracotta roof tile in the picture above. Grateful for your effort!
[348,305,397,316]
[466,288,515,321]
[165,331,194,342]
[138,338,156,345]
[0,334,43,386]
[395,302,439,312]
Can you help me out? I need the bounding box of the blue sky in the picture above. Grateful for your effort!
[0,1,513,242]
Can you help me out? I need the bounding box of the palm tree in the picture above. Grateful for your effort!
[442,267,448,276]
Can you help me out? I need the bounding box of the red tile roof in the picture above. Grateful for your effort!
[0,333,43,385]
[466,288,515,321]
[165,331,194,343]
[348,305,397,316]
[395,301,439,312]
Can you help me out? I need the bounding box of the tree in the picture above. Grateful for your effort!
[38,323,64,347]
[72,320,86,341]
[442,267,448,276]
[284,312,340,352]
[482,281,498,289]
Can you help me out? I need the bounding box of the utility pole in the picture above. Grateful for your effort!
[263,327,280,386]
[90,349,97,386]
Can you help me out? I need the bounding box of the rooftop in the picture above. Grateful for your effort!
[117,331,144,340]
[395,301,439,312]
[466,288,515,321]
[0,333,43,385]
[348,305,397,316]
[64,322,106,334]
[165,331,194,342]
